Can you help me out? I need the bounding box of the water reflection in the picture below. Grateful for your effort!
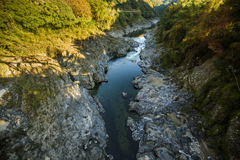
[90,35,146,160]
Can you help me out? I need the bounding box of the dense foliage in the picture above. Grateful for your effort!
[156,0,240,69]
[155,0,240,158]
[0,0,78,31]
[0,0,165,58]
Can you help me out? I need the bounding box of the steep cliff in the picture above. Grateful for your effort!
[1,73,108,159]
[153,0,240,159]
[0,50,109,159]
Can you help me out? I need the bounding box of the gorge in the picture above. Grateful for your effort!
[1,0,240,160]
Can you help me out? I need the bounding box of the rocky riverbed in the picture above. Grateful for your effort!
[0,19,158,159]
[127,30,220,160]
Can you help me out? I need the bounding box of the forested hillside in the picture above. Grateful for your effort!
[0,0,161,59]
[155,0,240,159]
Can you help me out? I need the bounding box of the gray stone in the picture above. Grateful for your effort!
[137,152,156,160]
[154,147,174,160]
[127,117,135,130]
[127,28,215,160]
[176,127,187,137]
[93,97,105,113]
[122,92,128,98]
[0,78,108,160]
[181,137,192,144]
[191,155,201,160]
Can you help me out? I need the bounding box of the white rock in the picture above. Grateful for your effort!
[45,156,50,160]
[0,89,7,99]
[122,92,127,98]
[0,120,9,132]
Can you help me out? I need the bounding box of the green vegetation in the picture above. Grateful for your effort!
[0,0,163,58]
[0,0,78,31]
[0,0,111,57]
[193,60,240,158]
[0,0,178,59]
[155,0,240,158]
[156,0,240,68]
[154,0,178,15]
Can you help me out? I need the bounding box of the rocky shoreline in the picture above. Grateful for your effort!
[59,19,159,90]
[127,30,220,160]
[0,19,158,159]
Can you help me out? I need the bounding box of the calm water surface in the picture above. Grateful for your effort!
[90,36,146,160]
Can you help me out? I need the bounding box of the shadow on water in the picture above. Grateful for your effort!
[89,36,146,160]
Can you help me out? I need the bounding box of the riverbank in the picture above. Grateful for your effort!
[0,19,157,159]
[127,29,221,160]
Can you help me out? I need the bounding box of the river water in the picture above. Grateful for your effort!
[90,36,146,160]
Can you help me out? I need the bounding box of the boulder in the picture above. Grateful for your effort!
[122,92,128,98]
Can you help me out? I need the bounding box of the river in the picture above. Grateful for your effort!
[90,35,146,160]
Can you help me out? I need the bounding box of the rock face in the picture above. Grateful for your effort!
[173,58,220,93]
[175,60,240,159]
[58,35,131,89]
[0,75,108,159]
[108,19,159,38]
[128,30,220,160]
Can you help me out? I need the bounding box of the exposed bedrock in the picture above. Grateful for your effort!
[127,30,221,160]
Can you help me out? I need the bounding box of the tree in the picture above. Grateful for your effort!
[62,0,92,18]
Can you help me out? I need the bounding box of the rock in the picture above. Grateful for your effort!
[127,29,216,160]
[191,155,201,160]
[0,120,9,132]
[107,154,114,160]
[176,127,187,137]
[122,92,127,98]
[181,136,192,144]
[58,34,130,89]
[226,112,240,160]
[154,147,174,160]
[137,152,156,160]
[0,79,108,160]
[173,96,179,101]
[0,89,8,100]
[108,19,159,38]
[93,97,105,113]
[45,156,50,160]
[129,101,142,113]
[127,117,135,130]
